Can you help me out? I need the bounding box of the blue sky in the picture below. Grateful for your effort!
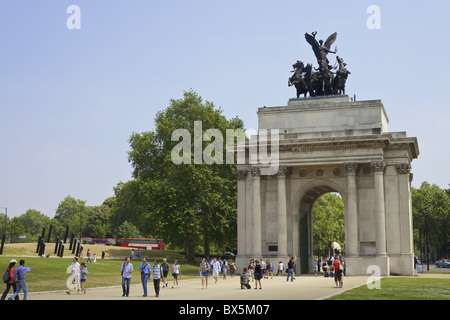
[0,1,449,217]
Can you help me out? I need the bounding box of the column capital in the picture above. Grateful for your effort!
[344,162,360,174]
[235,169,248,180]
[276,166,292,177]
[250,167,261,177]
[395,163,411,175]
[371,161,386,174]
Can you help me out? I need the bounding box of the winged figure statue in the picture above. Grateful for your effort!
[305,31,337,72]
[288,31,349,98]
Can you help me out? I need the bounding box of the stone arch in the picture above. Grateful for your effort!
[235,96,418,276]
[291,178,348,274]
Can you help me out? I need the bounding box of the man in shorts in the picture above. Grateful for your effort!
[211,257,220,284]
[161,258,170,288]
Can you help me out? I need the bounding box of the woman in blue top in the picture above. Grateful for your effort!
[80,262,88,294]
[199,258,211,289]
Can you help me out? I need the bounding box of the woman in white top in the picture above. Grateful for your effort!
[170,259,182,288]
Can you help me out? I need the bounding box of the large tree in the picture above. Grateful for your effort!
[54,195,88,240]
[412,182,450,259]
[128,90,244,261]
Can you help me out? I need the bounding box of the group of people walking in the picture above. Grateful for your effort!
[2,254,345,300]
[121,257,181,297]
[199,257,237,289]
[1,259,31,300]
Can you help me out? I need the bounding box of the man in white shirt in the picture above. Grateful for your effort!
[211,258,220,284]
[121,257,134,297]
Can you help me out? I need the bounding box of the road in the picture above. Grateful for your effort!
[418,263,450,272]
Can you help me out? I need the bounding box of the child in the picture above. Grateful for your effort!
[80,262,88,294]
[240,267,251,289]
[314,259,318,277]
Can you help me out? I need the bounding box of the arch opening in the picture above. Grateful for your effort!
[298,185,345,274]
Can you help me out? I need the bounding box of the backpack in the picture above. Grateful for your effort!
[3,269,11,283]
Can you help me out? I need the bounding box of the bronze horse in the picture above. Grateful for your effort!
[333,56,351,95]
[288,60,309,98]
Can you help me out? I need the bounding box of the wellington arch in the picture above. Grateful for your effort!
[234,96,419,276]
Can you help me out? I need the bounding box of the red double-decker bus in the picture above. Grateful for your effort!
[120,238,164,250]
[81,237,116,246]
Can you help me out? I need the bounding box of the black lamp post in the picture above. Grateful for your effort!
[421,206,432,271]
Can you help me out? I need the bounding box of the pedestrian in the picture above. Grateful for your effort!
[266,259,273,279]
[1,259,19,300]
[221,259,228,280]
[229,261,236,278]
[139,257,151,297]
[152,259,163,297]
[161,258,170,288]
[248,259,255,281]
[136,250,141,261]
[80,262,88,294]
[66,257,81,295]
[199,258,210,289]
[121,257,133,297]
[9,260,31,300]
[130,249,135,261]
[277,261,283,276]
[170,259,182,289]
[93,253,97,263]
[240,267,251,289]
[323,261,329,277]
[314,258,318,277]
[260,259,266,279]
[254,260,262,289]
[86,249,92,263]
[317,257,322,273]
[286,258,294,282]
[211,257,220,284]
[333,257,344,288]
[327,257,333,277]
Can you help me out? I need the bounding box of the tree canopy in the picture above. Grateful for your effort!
[127,90,244,261]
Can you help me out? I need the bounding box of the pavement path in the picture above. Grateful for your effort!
[22,274,378,300]
[12,272,450,301]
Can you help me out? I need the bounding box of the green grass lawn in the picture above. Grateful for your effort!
[327,277,450,300]
[0,254,202,292]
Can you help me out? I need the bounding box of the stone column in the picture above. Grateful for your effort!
[396,163,414,256]
[235,169,248,261]
[277,166,290,258]
[372,161,387,256]
[251,167,262,257]
[344,163,359,257]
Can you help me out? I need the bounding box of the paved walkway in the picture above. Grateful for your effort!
[25,274,373,300]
